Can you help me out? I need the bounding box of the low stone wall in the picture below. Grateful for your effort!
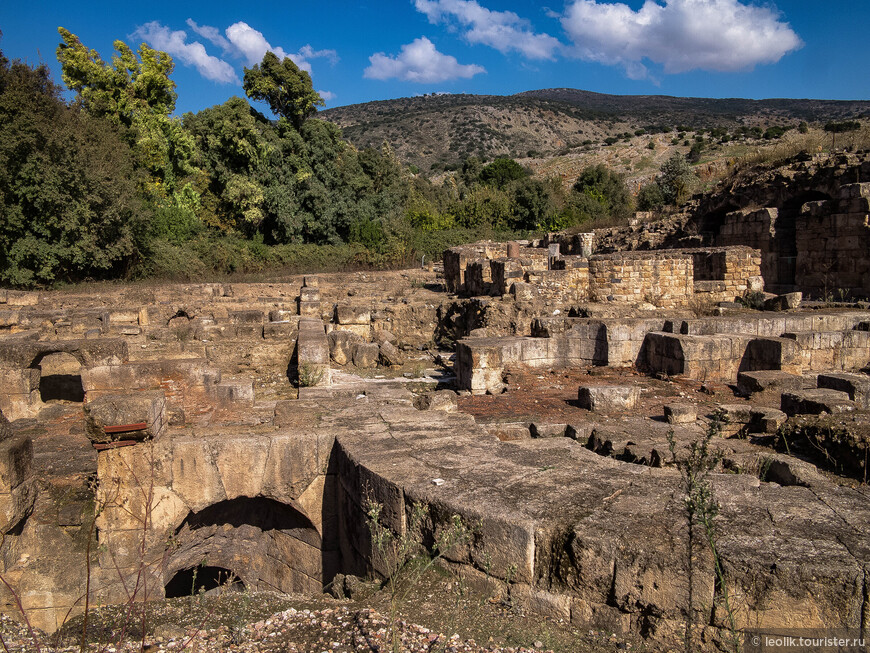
[588,251,694,307]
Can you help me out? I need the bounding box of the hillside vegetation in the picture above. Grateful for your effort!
[321,89,870,174]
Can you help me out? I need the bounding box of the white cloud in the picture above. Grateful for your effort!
[185,19,232,53]
[414,0,560,60]
[132,21,239,83]
[561,0,802,79]
[224,22,293,67]
[319,90,336,102]
[364,37,485,83]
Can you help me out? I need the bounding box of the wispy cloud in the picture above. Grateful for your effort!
[365,36,485,83]
[133,19,338,85]
[319,89,337,102]
[132,21,239,83]
[561,0,802,80]
[414,0,560,60]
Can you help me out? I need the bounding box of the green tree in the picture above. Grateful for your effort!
[0,51,142,285]
[243,52,324,130]
[56,28,200,231]
[658,152,695,206]
[183,96,276,233]
[636,183,665,211]
[824,120,861,150]
[56,27,176,127]
[572,164,633,222]
[479,157,527,189]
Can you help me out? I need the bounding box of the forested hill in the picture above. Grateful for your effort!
[320,89,870,173]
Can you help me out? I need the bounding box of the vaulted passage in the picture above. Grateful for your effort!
[164,565,245,598]
[165,497,324,597]
[34,352,84,403]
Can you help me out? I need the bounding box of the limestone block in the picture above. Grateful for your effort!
[352,343,379,369]
[297,318,330,366]
[211,379,255,404]
[213,437,270,500]
[303,275,319,288]
[530,423,568,438]
[664,403,696,424]
[328,330,363,366]
[764,292,802,311]
[0,368,39,395]
[299,287,321,302]
[0,435,32,493]
[171,438,227,512]
[511,282,538,302]
[816,372,870,409]
[378,341,404,367]
[84,391,166,444]
[750,408,787,433]
[373,329,397,345]
[335,305,371,325]
[6,291,38,306]
[298,300,320,316]
[781,389,855,416]
[0,480,35,533]
[264,321,297,340]
[737,370,803,396]
[577,385,640,412]
[417,390,458,412]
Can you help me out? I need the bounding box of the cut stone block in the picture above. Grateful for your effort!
[378,341,404,367]
[737,370,803,396]
[328,330,363,366]
[299,287,321,302]
[577,385,640,412]
[416,390,458,412]
[230,310,264,324]
[303,275,319,288]
[511,282,538,302]
[664,403,696,424]
[750,407,787,433]
[298,301,321,317]
[0,435,32,493]
[781,389,855,416]
[83,391,166,444]
[764,292,802,311]
[352,343,379,369]
[816,372,870,409]
[530,423,568,438]
[335,305,371,325]
[212,380,255,404]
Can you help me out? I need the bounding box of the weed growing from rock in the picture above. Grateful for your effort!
[668,418,741,653]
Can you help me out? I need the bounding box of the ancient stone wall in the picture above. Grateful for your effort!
[588,251,694,307]
[796,182,870,297]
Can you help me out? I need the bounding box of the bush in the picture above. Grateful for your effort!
[636,183,665,211]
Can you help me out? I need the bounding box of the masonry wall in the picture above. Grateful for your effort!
[796,183,870,297]
[588,252,694,307]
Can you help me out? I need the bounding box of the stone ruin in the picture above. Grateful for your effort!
[0,156,869,649]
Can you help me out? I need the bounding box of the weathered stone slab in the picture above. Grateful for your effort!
[664,403,696,424]
[577,385,640,411]
[781,389,855,416]
[737,370,803,396]
[84,391,166,444]
[817,372,870,409]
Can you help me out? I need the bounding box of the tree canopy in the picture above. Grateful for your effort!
[243,52,324,130]
[0,50,142,285]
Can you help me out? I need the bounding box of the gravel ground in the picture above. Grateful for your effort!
[0,607,564,653]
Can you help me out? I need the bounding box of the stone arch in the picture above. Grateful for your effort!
[164,496,325,597]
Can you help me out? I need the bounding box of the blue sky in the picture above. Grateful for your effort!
[1,1,868,117]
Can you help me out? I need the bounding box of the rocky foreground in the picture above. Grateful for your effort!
[1,607,569,653]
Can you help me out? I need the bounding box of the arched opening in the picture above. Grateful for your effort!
[164,564,245,598]
[165,496,324,598]
[34,352,84,403]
